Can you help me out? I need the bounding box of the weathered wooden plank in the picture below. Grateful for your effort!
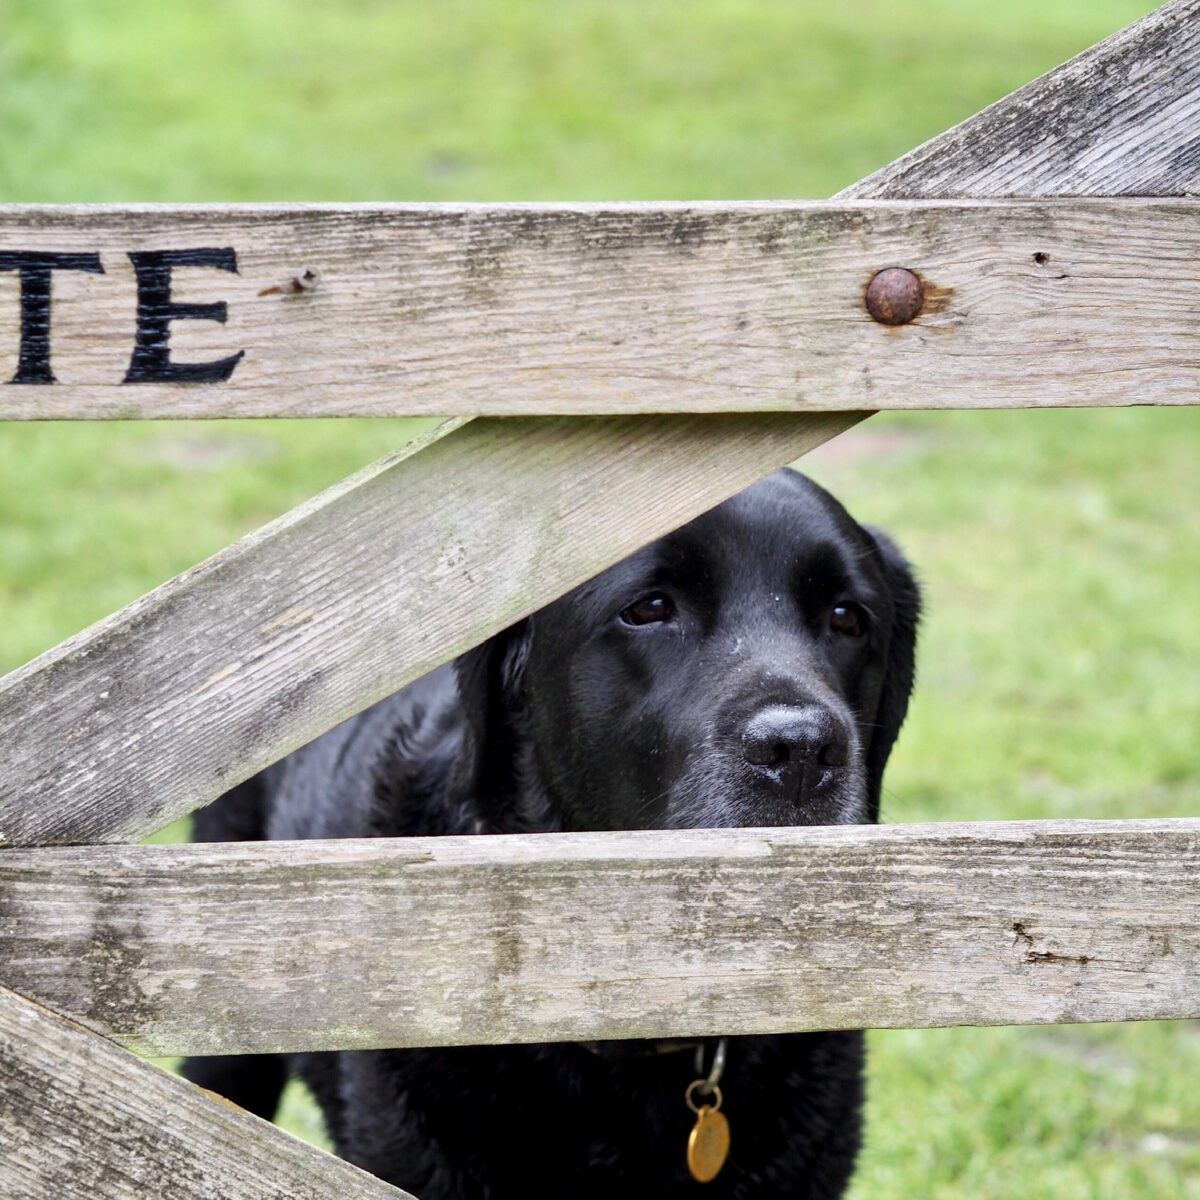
[0,985,408,1200]
[0,199,1196,418]
[0,410,861,847]
[0,820,1194,1056]
[845,0,1200,200]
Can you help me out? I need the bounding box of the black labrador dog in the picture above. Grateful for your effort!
[184,467,920,1199]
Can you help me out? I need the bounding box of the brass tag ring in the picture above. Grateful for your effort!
[685,1080,723,1114]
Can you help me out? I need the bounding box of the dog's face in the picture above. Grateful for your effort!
[455,469,919,832]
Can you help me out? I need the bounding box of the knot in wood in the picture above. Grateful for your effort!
[865,267,924,326]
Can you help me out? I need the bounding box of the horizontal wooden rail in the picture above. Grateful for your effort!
[0,198,1196,420]
[0,819,1195,1057]
[0,986,408,1199]
[0,410,858,847]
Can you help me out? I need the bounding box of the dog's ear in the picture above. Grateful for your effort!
[863,526,921,820]
[448,618,534,830]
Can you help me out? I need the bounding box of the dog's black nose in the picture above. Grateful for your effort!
[741,704,846,800]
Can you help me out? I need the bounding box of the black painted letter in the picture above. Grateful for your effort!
[0,251,105,384]
[124,248,244,383]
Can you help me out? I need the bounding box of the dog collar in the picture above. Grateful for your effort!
[577,1038,731,1182]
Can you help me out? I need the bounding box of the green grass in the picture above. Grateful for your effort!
[0,0,1169,203]
[3,1,1197,1195]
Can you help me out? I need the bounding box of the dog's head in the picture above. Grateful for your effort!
[453,469,919,832]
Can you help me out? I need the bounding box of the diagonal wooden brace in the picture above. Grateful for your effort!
[0,984,411,1199]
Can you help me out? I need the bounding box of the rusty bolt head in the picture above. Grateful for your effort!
[865,267,924,326]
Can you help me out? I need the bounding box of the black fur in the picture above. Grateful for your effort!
[184,469,920,1198]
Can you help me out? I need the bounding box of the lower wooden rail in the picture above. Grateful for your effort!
[0,819,1195,1057]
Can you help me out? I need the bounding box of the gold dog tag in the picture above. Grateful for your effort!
[686,1104,730,1183]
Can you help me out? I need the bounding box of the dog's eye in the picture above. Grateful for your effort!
[829,603,866,637]
[620,593,675,626]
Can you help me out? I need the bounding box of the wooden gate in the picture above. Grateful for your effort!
[1,3,1197,1196]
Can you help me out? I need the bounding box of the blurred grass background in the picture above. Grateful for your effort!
[1,1,1196,1196]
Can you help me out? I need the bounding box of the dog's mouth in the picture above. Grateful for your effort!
[654,773,869,830]
[643,739,869,831]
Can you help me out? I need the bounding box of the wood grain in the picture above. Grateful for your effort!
[0,410,860,847]
[0,820,1195,1056]
[845,0,1200,200]
[0,199,1196,418]
[0,985,409,1200]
